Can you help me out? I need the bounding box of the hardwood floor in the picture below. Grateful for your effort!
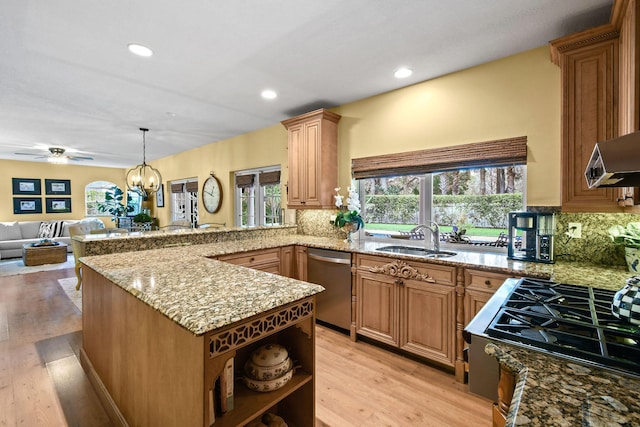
[0,268,492,426]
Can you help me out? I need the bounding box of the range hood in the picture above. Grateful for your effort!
[585,130,640,188]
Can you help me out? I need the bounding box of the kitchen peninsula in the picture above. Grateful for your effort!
[80,243,324,427]
[77,227,639,426]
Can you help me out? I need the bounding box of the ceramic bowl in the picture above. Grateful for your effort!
[250,343,289,367]
[244,357,293,380]
[242,367,294,393]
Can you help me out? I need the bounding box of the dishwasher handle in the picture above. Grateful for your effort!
[307,252,351,265]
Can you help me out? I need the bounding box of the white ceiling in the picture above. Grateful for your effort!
[0,0,613,168]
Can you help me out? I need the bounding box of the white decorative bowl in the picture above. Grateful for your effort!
[250,343,289,367]
[244,357,293,380]
[242,367,294,392]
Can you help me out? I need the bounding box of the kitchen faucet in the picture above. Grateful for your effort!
[412,221,440,252]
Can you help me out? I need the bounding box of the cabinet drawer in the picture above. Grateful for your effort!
[465,269,516,292]
[219,248,280,267]
[356,254,456,286]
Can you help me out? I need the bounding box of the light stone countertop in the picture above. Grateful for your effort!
[80,232,635,337]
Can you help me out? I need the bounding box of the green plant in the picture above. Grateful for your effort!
[608,222,640,248]
[97,186,134,220]
[133,212,152,223]
[332,186,365,229]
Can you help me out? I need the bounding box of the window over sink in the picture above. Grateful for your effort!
[352,137,528,252]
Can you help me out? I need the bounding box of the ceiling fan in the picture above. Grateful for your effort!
[15,147,94,163]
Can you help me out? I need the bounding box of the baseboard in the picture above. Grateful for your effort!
[79,348,129,427]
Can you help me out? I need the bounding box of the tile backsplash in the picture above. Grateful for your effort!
[297,209,640,267]
[555,212,640,266]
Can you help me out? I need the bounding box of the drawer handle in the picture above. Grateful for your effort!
[395,279,404,286]
[484,280,492,286]
[250,257,255,262]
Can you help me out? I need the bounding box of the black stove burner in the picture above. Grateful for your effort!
[485,277,640,376]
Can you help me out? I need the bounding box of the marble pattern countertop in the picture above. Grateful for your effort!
[486,342,640,426]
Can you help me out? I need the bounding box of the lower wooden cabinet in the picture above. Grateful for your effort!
[218,247,281,274]
[464,269,517,327]
[355,254,457,368]
[295,246,307,281]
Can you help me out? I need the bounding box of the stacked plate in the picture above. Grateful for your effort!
[242,344,294,392]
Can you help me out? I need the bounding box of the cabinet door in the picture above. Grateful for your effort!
[561,39,619,212]
[301,119,322,207]
[355,270,399,347]
[464,269,516,326]
[287,123,305,207]
[295,246,307,281]
[400,279,455,367]
[280,246,295,278]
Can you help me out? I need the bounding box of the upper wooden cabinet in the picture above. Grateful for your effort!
[281,109,341,209]
[550,0,640,212]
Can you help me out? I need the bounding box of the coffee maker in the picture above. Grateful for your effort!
[507,212,555,263]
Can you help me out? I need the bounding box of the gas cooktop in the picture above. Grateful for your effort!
[485,277,640,376]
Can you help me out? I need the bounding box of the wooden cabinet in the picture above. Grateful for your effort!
[280,246,295,278]
[354,254,457,368]
[294,246,307,281]
[218,247,282,274]
[464,269,516,327]
[551,31,619,212]
[281,109,340,209]
[550,0,640,212]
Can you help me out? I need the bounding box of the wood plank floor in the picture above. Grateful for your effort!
[0,267,492,426]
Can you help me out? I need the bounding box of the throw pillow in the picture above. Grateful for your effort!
[38,221,66,238]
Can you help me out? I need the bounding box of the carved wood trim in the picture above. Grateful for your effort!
[368,260,435,283]
[208,298,314,358]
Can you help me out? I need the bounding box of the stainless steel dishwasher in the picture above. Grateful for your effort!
[306,248,352,331]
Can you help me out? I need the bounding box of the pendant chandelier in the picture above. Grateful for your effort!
[126,128,162,198]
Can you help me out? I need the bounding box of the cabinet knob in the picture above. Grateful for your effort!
[250,257,255,262]
[395,279,404,286]
[484,280,492,286]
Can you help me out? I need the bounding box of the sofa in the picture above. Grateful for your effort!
[0,218,105,259]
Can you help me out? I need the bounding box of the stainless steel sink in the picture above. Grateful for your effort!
[376,245,457,258]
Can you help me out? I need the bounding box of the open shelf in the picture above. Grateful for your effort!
[213,370,312,427]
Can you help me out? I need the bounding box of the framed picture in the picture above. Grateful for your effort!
[156,184,165,207]
[13,197,43,214]
[12,178,41,195]
[45,197,72,213]
[45,179,71,195]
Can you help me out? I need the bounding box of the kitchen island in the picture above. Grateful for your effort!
[80,248,324,427]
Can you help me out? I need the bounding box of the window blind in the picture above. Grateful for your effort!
[259,171,281,186]
[236,174,255,188]
[351,136,527,179]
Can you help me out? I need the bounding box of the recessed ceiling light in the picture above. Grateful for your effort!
[261,89,277,100]
[128,43,153,57]
[394,67,413,79]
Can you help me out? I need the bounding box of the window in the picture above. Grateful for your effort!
[359,166,526,248]
[234,166,282,227]
[352,136,528,251]
[85,181,118,216]
[170,179,199,227]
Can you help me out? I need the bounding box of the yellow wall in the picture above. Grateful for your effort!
[333,45,560,206]
[150,124,288,226]
[1,46,561,226]
[0,159,126,225]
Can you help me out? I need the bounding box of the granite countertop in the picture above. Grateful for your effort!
[80,232,635,337]
[81,245,324,336]
[486,342,640,426]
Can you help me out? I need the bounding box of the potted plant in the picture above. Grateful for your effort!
[133,212,154,231]
[97,186,134,222]
[608,222,640,272]
[332,186,364,242]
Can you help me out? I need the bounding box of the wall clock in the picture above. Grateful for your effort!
[202,174,222,213]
